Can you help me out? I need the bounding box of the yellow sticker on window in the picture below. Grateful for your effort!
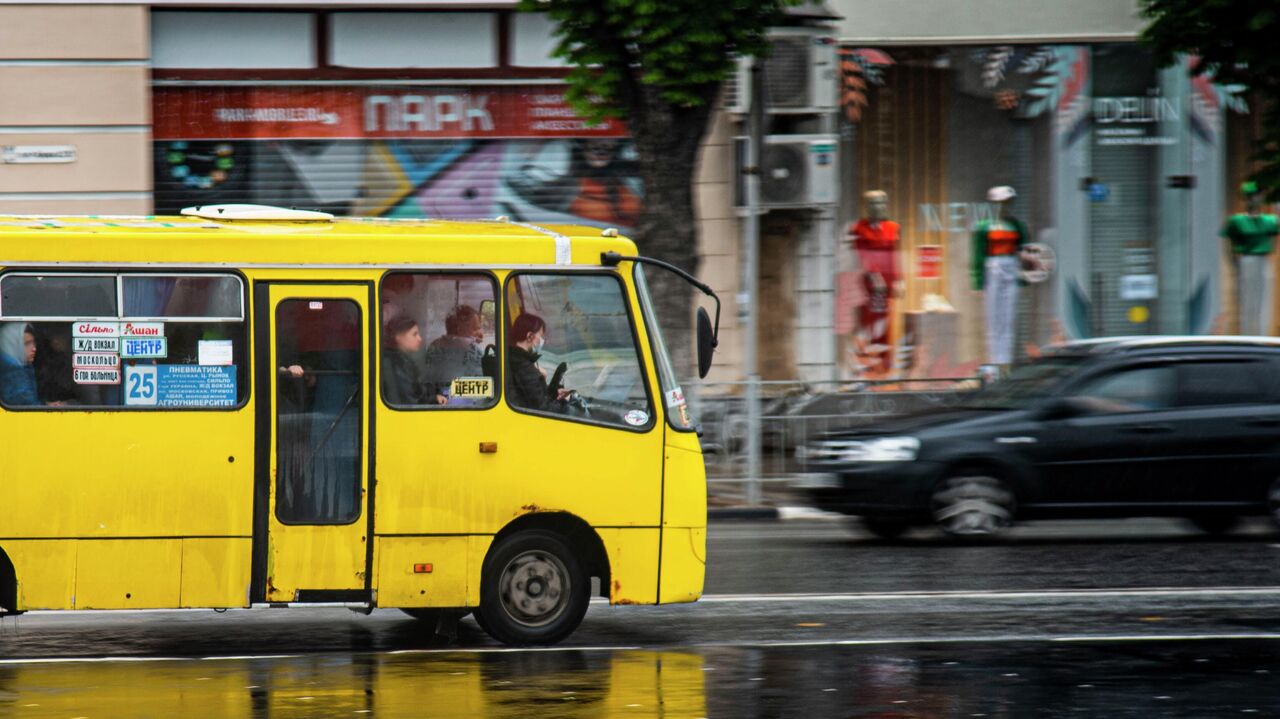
[451,377,494,399]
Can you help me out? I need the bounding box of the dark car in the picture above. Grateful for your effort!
[798,337,1280,538]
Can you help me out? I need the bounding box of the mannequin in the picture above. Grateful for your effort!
[849,190,903,374]
[1221,181,1278,336]
[971,186,1028,365]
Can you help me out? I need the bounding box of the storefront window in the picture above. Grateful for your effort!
[838,43,1258,380]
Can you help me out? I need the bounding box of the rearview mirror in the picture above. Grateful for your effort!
[696,307,717,379]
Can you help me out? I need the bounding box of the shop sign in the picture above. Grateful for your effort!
[73,368,120,385]
[1120,274,1158,300]
[121,322,164,337]
[1094,92,1179,147]
[73,321,120,337]
[120,337,168,359]
[916,245,942,279]
[2,145,76,164]
[124,364,237,407]
[73,336,118,352]
[153,86,629,141]
[73,352,120,370]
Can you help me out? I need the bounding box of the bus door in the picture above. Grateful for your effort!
[255,283,373,603]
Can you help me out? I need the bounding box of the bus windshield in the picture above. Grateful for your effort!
[635,265,695,430]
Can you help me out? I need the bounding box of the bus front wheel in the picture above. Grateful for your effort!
[478,529,590,646]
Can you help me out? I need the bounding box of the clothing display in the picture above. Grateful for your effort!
[1221,212,1279,336]
[1236,255,1273,336]
[983,256,1020,365]
[850,218,901,373]
[1221,213,1279,256]
[971,216,1028,364]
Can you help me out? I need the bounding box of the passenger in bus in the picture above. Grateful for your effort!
[507,312,572,412]
[383,315,446,406]
[424,304,485,390]
[0,323,42,406]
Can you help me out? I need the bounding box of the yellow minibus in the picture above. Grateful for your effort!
[0,204,718,645]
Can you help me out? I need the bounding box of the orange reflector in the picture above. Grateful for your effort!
[479,442,498,454]
[413,563,433,574]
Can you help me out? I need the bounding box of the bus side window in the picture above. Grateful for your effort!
[380,272,498,409]
[503,273,654,430]
[0,272,247,410]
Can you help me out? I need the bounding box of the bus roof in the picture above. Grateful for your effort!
[0,213,639,269]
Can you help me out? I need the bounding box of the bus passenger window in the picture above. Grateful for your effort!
[0,272,247,410]
[504,273,654,430]
[380,273,498,409]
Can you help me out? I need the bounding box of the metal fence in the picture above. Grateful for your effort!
[683,377,982,507]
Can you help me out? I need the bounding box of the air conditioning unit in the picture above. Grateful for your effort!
[723,28,838,116]
[734,134,838,209]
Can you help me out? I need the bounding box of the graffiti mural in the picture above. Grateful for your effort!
[152,86,642,230]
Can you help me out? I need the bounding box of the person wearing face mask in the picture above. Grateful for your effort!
[0,322,41,406]
[507,312,572,412]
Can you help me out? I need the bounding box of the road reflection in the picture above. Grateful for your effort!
[0,650,707,718]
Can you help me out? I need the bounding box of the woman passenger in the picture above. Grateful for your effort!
[0,322,40,406]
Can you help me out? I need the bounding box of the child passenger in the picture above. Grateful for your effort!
[382,316,446,406]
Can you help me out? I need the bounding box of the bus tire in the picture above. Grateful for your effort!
[478,529,589,646]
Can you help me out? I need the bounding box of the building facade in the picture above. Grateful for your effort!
[1,1,1273,385]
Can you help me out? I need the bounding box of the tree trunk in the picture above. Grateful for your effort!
[625,83,720,383]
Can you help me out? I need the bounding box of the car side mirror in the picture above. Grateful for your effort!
[696,307,717,379]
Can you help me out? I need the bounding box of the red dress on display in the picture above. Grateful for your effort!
[849,219,901,374]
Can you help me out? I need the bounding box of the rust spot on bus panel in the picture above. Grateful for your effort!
[612,579,622,595]
[516,504,547,515]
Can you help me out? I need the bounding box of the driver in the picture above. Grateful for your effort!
[507,312,572,412]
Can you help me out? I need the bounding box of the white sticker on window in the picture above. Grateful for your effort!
[198,339,234,366]
[665,387,686,408]
[624,409,650,426]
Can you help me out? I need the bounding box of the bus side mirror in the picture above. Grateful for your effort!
[696,307,717,379]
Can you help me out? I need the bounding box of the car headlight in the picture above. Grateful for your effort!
[805,436,920,463]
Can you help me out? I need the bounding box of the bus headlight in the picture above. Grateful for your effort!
[806,436,920,463]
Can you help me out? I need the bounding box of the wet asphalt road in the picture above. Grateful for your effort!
[4,518,1280,716]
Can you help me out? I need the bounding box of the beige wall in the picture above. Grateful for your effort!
[0,5,148,59]
[0,5,151,215]
[0,67,151,126]
[830,0,1145,44]
[694,110,743,384]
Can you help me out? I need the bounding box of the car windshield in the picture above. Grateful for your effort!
[959,355,1087,409]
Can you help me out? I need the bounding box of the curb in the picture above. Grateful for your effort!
[708,506,845,521]
[708,507,779,521]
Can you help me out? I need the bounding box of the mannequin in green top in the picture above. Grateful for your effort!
[1221,182,1279,336]
[971,186,1030,365]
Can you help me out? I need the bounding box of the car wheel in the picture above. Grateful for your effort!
[1187,515,1240,535]
[931,474,1014,537]
[477,530,590,646]
[860,517,912,540]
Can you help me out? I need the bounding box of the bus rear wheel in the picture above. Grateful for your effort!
[478,530,590,646]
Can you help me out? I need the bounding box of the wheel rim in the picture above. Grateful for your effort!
[932,476,1013,535]
[497,549,570,628]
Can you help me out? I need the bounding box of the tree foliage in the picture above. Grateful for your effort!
[1142,0,1280,197]
[520,0,800,377]
[524,0,796,121]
